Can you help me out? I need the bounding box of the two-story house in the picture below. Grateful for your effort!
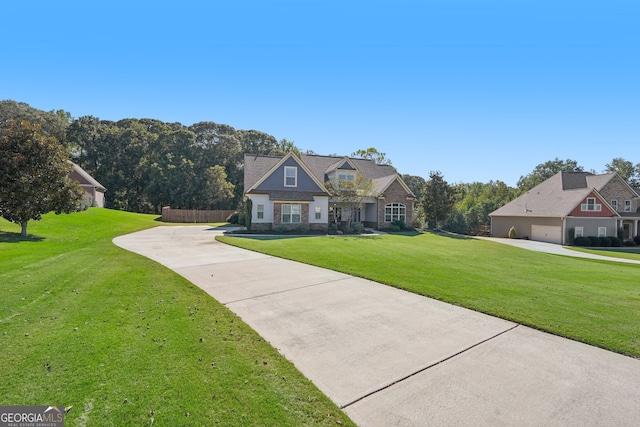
[490,171,640,244]
[244,152,416,232]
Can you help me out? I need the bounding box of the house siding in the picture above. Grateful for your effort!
[565,217,618,239]
[491,216,562,240]
[597,177,638,213]
[255,157,323,192]
[569,192,615,217]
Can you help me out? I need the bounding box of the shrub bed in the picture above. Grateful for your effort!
[574,236,591,246]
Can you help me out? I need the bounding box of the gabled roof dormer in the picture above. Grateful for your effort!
[568,189,618,217]
[325,156,358,174]
[245,152,330,196]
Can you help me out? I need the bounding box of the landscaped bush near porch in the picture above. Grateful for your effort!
[574,236,591,246]
[611,237,623,247]
[587,236,601,247]
[600,237,612,247]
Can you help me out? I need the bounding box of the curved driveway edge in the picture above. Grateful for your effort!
[114,226,640,426]
[476,236,640,264]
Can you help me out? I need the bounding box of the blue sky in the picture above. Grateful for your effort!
[2,1,638,186]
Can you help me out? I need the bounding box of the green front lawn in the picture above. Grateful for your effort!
[0,210,353,426]
[218,232,640,359]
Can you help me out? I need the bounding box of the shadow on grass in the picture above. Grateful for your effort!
[0,231,45,243]
[223,234,320,241]
[426,230,474,240]
[386,230,422,237]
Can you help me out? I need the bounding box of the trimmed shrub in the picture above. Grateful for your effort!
[624,240,636,247]
[226,211,240,224]
[392,220,406,230]
[634,235,640,245]
[610,237,622,247]
[244,199,252,231]
[600,237,612,247]
[508,226,517,239]
[574,236,591,246]
[588,236,601,247]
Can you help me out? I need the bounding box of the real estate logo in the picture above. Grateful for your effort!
[0,406,64,427]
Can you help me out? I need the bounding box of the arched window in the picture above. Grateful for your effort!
[385,203,406,222]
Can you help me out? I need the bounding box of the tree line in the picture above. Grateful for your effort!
[1,100,299,214]
[2,100,637,235]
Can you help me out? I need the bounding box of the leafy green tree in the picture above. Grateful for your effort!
[444,181,516,234]
[401,174,426,199]
[0,120,83,236]
[517,158,583,192]
[325,173,375,228]
[0,100,71,147]
[419,171,455,229]
[604,157,640,187]
[351,147,392,165]
[238,129,279,156]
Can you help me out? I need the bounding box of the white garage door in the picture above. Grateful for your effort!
[531,225,562,244]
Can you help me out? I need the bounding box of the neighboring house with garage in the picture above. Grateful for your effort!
[69,161,106,208]
[490,171,640,245]
[244,152,416,232]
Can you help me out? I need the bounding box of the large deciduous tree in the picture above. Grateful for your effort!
[419,171,455,229]
[517,158,584,192]
[0,120,83,236]
[604,157,640,187]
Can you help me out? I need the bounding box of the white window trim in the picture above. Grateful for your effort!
[624,200,632,212]
[282,204,302,223]
[598,227,607,237]
[611,200,618,211]
[575,227,584,238]
[284,166,297,187]
[385,202,406,222]
[581,197,601,212]
[257,204,264,219]
[314,205,322,220]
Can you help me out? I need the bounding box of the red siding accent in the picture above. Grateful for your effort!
[570,192,615,217]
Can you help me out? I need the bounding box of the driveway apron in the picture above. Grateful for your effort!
[114,226,640,426]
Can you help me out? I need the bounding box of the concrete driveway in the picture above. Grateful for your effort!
[114,226,640,426]
[477,236,640,264]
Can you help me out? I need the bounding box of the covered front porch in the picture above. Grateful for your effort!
[617,214,640,241]
[328,199,378,228]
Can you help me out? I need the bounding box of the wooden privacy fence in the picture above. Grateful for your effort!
[161,206,236,223]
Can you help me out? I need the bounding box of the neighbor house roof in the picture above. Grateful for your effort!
[69,161,106,192]
[490,171,615,218]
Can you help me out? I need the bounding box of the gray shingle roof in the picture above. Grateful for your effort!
[244,153,415,197]
[490,171,614,217]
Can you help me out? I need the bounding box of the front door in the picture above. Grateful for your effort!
[329,206,342,224]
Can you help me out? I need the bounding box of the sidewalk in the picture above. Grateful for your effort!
[114,226,640,426]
